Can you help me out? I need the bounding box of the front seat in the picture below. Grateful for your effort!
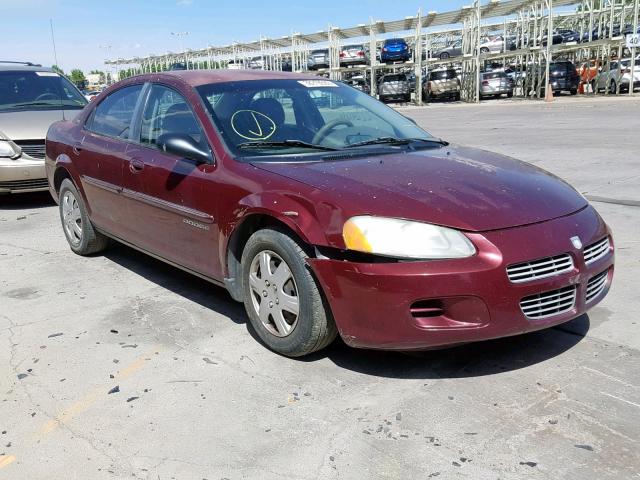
[249,98,300,141]
[161,103,201,142]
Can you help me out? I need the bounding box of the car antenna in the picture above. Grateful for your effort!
[50,18,65,121]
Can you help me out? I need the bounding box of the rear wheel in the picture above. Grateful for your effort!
[440,52,450,60]
[570,88,578,95]
[58,178,109,255]
[241,228,337,357]
[610,80,617,94]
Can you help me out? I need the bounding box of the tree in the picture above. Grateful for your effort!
[69,69,87,89]
[51,64,64,75]
[90,69,106,84]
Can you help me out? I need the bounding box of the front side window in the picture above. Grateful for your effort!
[140,84,204,149]
[0,70,87,112]
[87,84,143,139]
[197,79,434,160]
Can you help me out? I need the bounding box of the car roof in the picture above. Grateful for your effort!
[0,64,52,73]
[127,69,329,87]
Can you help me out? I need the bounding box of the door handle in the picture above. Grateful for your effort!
[129,158,145,174]
[72,143,83,156]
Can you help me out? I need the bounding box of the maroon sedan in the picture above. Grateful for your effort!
[45,70,614,357]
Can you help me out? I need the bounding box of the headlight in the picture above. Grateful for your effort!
[0,140,21,159]
[342,216,476,260]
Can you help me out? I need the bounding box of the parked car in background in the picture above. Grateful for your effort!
[378,73,411,102]
[556,29,581,43]
[480,71,514,99]
[548,60,580,95]
[340,44,369,66]
[423,68,460,101]
[0,61,87,194]
[381,38,411,63]
[594,58,640,93]
[307,49,330,70]
[433,40,463,60]
[45,70,615,357]
[479,35,516,54]
[248,57,264,70]
[530,61,580,95]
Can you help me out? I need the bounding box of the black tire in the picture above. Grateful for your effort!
[610,80,617,94]
[404,94,411,103]
[440,52,450,60]
[58,178,109,256]
[507,91,514,98]
[240,228,337,357]
[570,88,578,96]
[480,47,490,54]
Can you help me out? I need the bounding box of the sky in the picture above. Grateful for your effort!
[3,0,472,73]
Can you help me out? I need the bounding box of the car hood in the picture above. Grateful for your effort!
[0,109,81,141]
[254,145,587,232]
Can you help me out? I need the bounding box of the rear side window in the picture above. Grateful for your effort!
[140,84,204,149]
[86,84,143,139]
[383,74,406,82]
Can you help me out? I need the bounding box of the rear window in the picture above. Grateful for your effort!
[385,38,405,45]
[431,70,456,80]
[483,72,507,79]
[311,50,328,55]
[383,74,406,82]
[344,45,364,50]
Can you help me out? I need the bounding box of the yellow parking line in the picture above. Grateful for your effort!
[0,455,16,470]
[1,346,163,472]
[39,346,162,437]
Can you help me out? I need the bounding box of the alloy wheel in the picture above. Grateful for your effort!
[248,250,300,337]
[62,190,83,246]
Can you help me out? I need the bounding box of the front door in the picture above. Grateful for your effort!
[122,83,220,278]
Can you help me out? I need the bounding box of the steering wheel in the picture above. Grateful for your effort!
[35,93,59,101]
[312,119,354,145]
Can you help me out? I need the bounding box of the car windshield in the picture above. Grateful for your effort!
[0,70,87,112]
[196,79,436,159]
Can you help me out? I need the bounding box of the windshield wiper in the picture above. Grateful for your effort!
[238,140,339,152]
[344,137,449,149]
[9,101,61,107]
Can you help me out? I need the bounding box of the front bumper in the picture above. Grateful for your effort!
[0,156,48,193]
[309,206,614,350]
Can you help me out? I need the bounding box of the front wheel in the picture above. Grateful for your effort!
[241,228,337,357]
[58,178,109,255]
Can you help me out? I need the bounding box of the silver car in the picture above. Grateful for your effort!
[433,40,463,60]
[378,73,411,103]
[480,71,514,99]
[0,62,87,194]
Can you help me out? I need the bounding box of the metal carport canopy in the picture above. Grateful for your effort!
[108,0,581,64]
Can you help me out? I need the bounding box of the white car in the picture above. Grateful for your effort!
[594,57,640,94]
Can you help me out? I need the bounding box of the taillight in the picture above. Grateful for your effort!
[482,80,489,86]
[382,47,388,52]
[357,51,365,57]
[339,52,345,58]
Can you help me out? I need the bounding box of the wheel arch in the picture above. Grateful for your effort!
[223,210,320,302]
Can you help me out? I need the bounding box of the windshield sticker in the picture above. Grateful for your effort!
[297,80,338,88]
[230,110,277,140]
[35,72,59,77]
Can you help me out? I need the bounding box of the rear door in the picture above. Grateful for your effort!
[78,83,145,235]
[122,83,220,277]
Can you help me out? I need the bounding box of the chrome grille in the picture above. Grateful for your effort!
[507,254,573,283]
[520,286,576,320]
[584,237,610,265]
[14,140,46,160]
[0,178,49,191]
[586,270,609,304]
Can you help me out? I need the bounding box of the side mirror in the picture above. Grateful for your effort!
[157,133,213,165]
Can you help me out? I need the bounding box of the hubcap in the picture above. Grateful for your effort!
[61,191,83,246]
[248,250,299,338]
